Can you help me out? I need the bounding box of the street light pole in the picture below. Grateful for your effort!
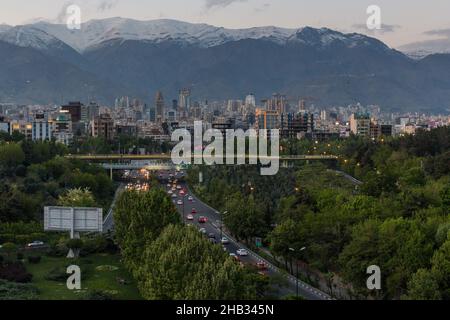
[289,246,306,300]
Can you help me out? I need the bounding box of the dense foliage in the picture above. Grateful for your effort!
[114,188,264,299]
[188,127,450,299]
[0,134,115,222]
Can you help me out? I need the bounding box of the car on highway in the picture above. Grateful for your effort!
[208,233,216,239]
[198,216,208,223]
[172,194,177,198]
[221,237,230,245]
[27,240,45,248]
[168,190,173,194]
[188,196,193,201]
[199,228,207,234]
[166,184,171,188]
[179,190,185,196]
[236,249,249,256]
[191,208,197,214]
[187,214,194,221]
[177,200,183,205]
[176,185,181,190]
[256,262,268,270]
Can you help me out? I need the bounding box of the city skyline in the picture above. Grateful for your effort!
[0,0,450,48]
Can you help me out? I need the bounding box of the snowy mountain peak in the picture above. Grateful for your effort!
[0,25,61,50]
[0,18,389,53]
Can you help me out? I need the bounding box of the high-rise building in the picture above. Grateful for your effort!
[0,116,11,134]
[10,121,32,140]
[266,93,287,114]
[178,88,191,119]
[281,112,314,139]
[91,113,115,141]
[61,102,84,123]
[227,100,243,113]
[167,110,177,122]
[87,102,100,121]
[255,109,280,131]
[245,94,256,108]
[299,99,306,113]
[155,91,165,123]
[190,102,202,119]
[149,106,156,122]
[53,111,73,145]
[350,113,371,137]
[32,112,52,141]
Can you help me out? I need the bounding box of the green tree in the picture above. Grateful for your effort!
[0,143,25,171]
[404,269,441,300]
[57,188,97,207]
[114,188,181,268]
[136,224,260,300]
[224,193,266,243]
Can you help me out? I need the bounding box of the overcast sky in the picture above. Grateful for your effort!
[1,0,450,48]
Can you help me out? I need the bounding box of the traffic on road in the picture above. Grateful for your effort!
[159,170,331,300]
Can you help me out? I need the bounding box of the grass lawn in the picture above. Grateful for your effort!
[24,253,142,300]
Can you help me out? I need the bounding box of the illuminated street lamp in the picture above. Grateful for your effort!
[289,246,307,299]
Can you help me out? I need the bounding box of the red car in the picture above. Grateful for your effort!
[198,216,208,223]
[256,262,268,270]
[191,208,197,214]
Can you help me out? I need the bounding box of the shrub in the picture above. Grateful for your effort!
[16,252,24,261]
[66,239,83,250]
[44,266,67,282]
[0,234,15,243]
[81,236,108,255]
[27,256,41,264]
[0,280,39,300]
[0,242,17,260]
[15,235,32,245]
[0,261,32,283]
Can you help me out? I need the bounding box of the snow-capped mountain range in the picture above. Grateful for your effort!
[0,17,389,53]
[0,17,449,112]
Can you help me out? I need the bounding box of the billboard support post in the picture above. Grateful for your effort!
[44,206,103,258]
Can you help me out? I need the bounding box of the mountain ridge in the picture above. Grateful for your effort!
[0,18,449,113]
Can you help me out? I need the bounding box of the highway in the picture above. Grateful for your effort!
[162,172,331,300]
[105,170,331,300]
[103,183,125,233]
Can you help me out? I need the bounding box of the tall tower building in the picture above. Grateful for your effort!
[350,113,371,137]
[178,88,191,119]
[266,93,287,114]
[245,94,256,108]
[155,91,165,123]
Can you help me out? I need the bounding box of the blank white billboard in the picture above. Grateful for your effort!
[44,207,103,233]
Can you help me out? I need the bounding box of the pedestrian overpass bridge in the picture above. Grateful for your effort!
[66,153,339,178]
[66,154,338,162]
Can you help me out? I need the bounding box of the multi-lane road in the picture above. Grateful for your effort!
[162,172,331,301]
[104,170,331,300]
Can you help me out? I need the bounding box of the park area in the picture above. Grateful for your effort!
[24,253,141,300]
